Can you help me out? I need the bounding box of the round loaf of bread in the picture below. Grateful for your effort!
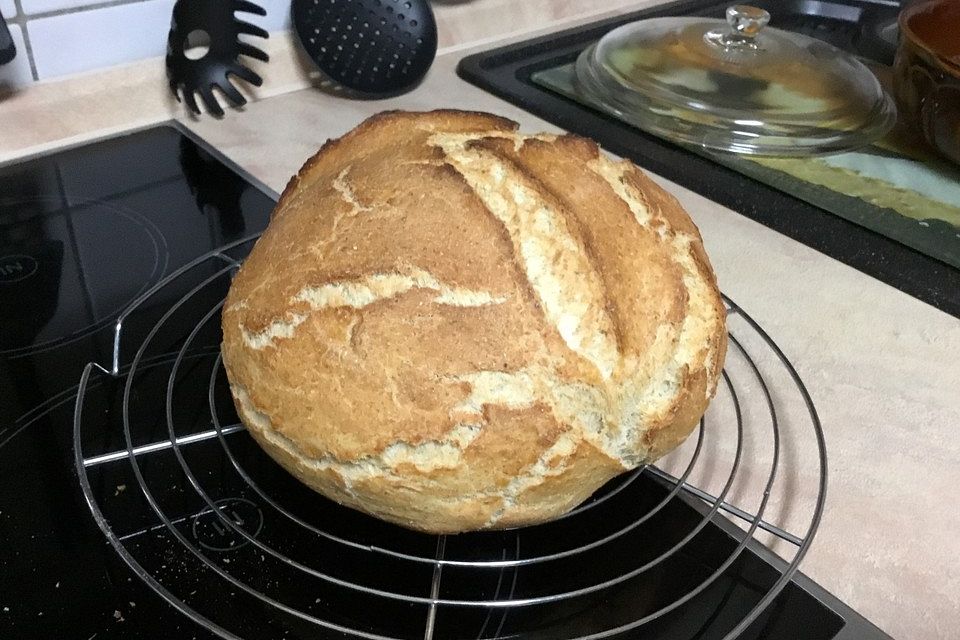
[221,110,727,534]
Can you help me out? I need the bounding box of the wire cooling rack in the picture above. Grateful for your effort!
[74,234,827,640]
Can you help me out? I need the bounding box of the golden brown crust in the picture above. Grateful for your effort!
[221,109,726,533]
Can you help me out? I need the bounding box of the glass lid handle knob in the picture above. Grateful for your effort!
[728,5,769,38]
[706,5,770,50]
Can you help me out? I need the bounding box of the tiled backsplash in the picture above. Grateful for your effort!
[0,0,292,88]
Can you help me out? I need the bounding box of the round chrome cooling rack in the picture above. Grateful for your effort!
[74,236,827,640]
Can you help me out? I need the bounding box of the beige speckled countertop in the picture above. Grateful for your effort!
[3,2,959,639]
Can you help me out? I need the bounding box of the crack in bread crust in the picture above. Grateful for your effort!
[587,157,723,396]
[236,381,595,530]
[293,266,507,310]
[332,167,372,215]
[235,384,483,481]
[240,266,507,350]
[430,131,620,380]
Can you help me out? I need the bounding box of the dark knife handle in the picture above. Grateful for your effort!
[0,15,16,65]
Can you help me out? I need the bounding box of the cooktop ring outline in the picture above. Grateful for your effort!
[0,195,170,359]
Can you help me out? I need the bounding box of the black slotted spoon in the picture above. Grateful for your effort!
[166,0,270,117]
[292,0,438,97]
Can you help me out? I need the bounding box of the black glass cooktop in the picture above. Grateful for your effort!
[0,125,888,639]
[0,125,275,637]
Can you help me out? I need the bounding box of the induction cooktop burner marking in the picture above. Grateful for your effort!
[0,196,169,358]
[0,254,39,283]
[192,498,264,552]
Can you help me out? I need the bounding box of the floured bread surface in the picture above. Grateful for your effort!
[221,110,727,534]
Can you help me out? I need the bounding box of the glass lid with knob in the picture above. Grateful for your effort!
[574,5,897,156]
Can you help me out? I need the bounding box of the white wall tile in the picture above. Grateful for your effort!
[1,0,18,19]
[21,0,100,15]
[21,0,289,83]
[30,0,176,80]
[0,25,35,88]
[249,0,292,32]
[23,0,290,26]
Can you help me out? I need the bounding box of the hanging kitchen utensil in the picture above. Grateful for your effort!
[0,12,16,65]
[292,0,437,97]
[166,0,270,117]
[575,5,897,156]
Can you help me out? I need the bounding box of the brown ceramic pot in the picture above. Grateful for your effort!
[893,0,960,165]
